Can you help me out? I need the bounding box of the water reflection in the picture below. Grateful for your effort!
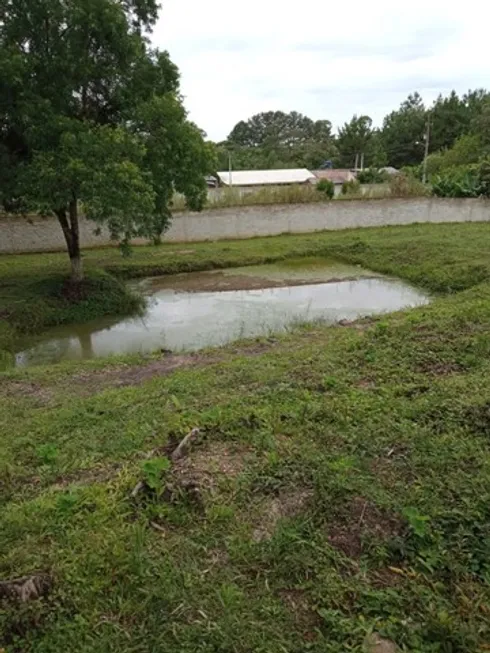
[16,276,430,367]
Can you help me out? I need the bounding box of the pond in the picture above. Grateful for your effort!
[15,258,430,367]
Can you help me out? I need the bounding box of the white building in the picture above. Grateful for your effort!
[216,169,316,191]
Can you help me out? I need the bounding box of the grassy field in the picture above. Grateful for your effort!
[1,223,490,651]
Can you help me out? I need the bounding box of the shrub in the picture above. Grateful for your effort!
[357,168,387,184]
[431,161,490,198]
[478,160,490,196]
[341,179,361,196]
[431,165,483,198]
[315,179,335,199]
[389,173,428,198]
[402,164,424,180]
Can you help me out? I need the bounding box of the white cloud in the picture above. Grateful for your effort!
[152,0,490,140]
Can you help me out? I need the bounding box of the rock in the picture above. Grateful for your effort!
[0,574,52,602]
[364,633,398,653]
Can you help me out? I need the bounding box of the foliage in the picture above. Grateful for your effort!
[336,115,375,168]
[430,91,472,151]
[228,111,332,149]
[141,457,171,494]
[431,163,490,198]
[0,0,213,279]
[478,160,490,196]
[213,88,490,178]
[219,111,338,171]
[357,168,387,184]
[389,173,428,197]
[3,224,490,650]
[315,179,335,199]
[341,179,361,195]
[382,93,427,168]
[425,134,484,177]
[0,269,143,354]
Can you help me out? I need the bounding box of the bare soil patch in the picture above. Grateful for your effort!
[146,270,380,294]
[172,440,252,492]
[417,359,465,376]
[252,489,313,542]
[0,380,52,404]
[278,588,320,639]
[0,574,52,603]
[327,497,403,559]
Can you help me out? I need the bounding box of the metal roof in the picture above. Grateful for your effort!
[217,169,316,187]
[313,169,356,184]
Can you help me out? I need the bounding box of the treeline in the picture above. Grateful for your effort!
[213,90,490,172]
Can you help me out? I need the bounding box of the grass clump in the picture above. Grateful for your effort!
[0,269,143,363]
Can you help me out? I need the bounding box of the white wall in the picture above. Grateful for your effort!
[0,197,489,254]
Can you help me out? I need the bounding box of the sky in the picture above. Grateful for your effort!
[152,0,490,142]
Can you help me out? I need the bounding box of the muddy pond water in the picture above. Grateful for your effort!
[15,258,430,367]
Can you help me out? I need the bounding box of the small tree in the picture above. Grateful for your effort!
[0,0,214,282]
[316,179,335,199]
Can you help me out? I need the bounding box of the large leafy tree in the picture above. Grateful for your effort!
[430,91,471,152]
[381,93,427,168]
[224,111,336,170]
[0,0,213,282]
[336,115,375,168]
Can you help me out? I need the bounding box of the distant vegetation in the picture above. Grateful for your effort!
[214,90,490,176]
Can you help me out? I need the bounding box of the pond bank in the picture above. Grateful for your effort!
[15,260,430,367]
[2,222,490,367]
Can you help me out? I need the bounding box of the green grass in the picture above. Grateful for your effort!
[0,269,143,365]
[1,223,490,651]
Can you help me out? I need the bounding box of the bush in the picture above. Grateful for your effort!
[7,269,144,335]
[422,135,484,181]
[478,160,490,196]
[389,174,428,198]
[315,179,335,199]
[357,168,387,184]
[401,164,423,180]
[431,162,490,198]
[341,179,361,196]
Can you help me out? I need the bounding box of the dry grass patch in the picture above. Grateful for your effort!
[327,497,403,559]
[252,488,313,542]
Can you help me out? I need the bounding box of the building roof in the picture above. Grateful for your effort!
[379,166,399,176]
[313,169,356,184]
[217,169,316,187]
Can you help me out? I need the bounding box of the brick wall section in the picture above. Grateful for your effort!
[1,198,489,253]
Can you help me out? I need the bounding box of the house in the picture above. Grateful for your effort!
[216,169,316,192]
[312,169,357,186]
[312,169,357,196]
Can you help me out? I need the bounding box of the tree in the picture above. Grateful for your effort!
[471,97,490,149]
[381,93,427,168]
[224,111,336,171]
[425,134,484,177]
[0,0,213,282]
[430,91,471,152]
[336,115,374,168]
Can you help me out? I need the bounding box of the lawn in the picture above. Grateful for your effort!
[1,223,490,652]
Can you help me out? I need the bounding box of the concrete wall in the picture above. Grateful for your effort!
[1,197,489,254]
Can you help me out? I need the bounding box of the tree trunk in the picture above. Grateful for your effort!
[55,198,83,283]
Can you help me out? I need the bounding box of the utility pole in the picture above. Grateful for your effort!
[354,153,359,171]
[360,152,365,171]
[228,151,233,187]
[422,113,431,184]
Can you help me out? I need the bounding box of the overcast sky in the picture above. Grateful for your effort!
[152,0,489,142]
